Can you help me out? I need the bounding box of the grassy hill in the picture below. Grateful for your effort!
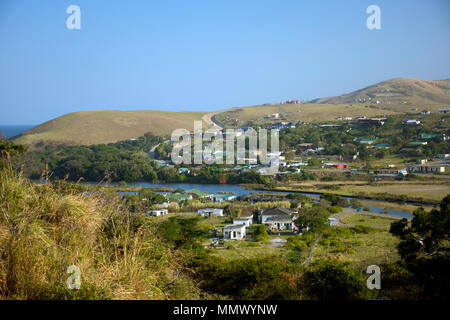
[12,77,450,146]
[310,78,450,105]
[13,110,207,148]
[212,103,401,128]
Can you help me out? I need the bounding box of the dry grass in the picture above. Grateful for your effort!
[13,110,207,148]
[0,163,203,300]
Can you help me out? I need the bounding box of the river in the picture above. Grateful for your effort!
[109,182,416,218]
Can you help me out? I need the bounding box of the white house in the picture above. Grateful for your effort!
[406,120,421,126]
[147,209,168,217]
[259,207,297,224]
[223,224,246,240]
[198,208,224,217]
[406,165,445,173]
[328,218,337,226]
[263,216,295,231]
[233,215,253,227]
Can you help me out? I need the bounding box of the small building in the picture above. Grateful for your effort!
[185,189,209,199]
[259,207,297,224]
[420,110,431,115]
[213,194,236,202]
[178,168,191,174]
[147,209,168,217]
[438,154,450,159]
[438,108,450,114]
[374,169,407,176]
[167,193,192,202]
[328,218,337,226]
[332,163,348,169]
[198,208,224,217]
[374,143,391,149]
[233,215,253,227]
[406,166,445,173]
[406,120,421,126]
[358,118,387,126]
[417,159,428,165]
[357,138,377,144]
[419,133,438,140]
[223,224,246,240]
[410,141,428,146]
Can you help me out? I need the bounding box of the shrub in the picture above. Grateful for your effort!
[327,206,343,214]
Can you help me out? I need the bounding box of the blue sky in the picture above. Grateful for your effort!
[0,0,449,125]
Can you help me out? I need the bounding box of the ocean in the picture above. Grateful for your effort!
[0,125,35,138]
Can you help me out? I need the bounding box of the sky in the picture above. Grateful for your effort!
[0,0,449,125]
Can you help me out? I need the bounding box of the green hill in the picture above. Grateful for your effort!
[13,110,207,148]
[310,78,450,105]
[212,103,402,128]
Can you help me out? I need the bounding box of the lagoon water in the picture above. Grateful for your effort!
[109,181,415,218]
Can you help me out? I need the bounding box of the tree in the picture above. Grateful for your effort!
[254,224,269,242]
[350,198,362,209]
[320,193,341,206]
[389,195,450,299]
[294,206,329,233]
[159,217,207,249]
[301,261,367,300]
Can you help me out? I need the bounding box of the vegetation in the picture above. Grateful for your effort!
[13,110,208,148]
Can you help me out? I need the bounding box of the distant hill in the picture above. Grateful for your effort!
[13,77,450,147]
[13,110,207,148]
[310,78,450,105]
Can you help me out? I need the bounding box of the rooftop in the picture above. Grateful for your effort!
[224,224,246,230]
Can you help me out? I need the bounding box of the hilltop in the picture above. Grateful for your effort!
[12,77,450,147]
[310,78,450,105]
[13,110,207,148]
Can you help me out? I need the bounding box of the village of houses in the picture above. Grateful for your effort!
[162,107,450,178]
[148,202,305,247]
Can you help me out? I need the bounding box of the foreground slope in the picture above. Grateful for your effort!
[13,110,207,147]
[310,78,450,105]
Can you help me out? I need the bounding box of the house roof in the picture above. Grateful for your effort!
[234,215,252,220]
[262,207,294,216]
[264,216,293,223]
[224,224,246,230]
[185,189,209,197]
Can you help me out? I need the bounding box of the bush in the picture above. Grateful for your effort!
[327,206,343,214]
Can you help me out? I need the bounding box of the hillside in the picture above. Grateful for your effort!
[13,78,450,146]
[310,78,450,105]
[212,103,401,128]
[13,110,207,147]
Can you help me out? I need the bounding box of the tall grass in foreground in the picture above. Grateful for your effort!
[0,163,203,300]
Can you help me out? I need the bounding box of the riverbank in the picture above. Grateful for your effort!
[239,182,447,206]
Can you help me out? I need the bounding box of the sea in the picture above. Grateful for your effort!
[0,125,35,138]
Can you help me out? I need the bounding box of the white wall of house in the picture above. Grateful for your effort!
[233,217,252,227]
[223,225,246,240]
[147,209,168,217]
[198,208,224,217]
